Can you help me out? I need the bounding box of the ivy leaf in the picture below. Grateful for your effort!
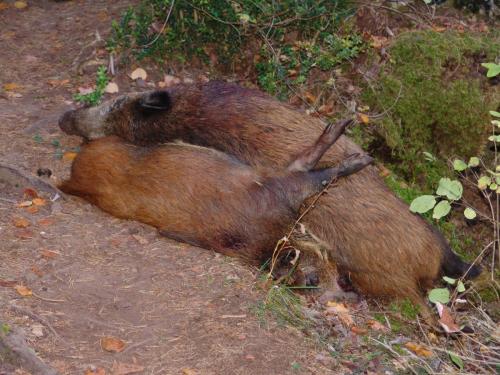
[490,110,500,118]
[436,178,463,201]
[433,200,451,219]
[449,352,464,370]
[453,159,467,172]
[457,281,466,293]
[464,208,477,220]
[428,288,450,304]
[478,176,491,190]
[410,195,436,214]
[481,63,500,78]
[468,157,480,168]
[442,276,456,285]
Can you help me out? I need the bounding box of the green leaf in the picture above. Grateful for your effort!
[33,134,43,143]
[468,157,480,168]
[457,281,465,293]
[453,159,467,172]
[428,288,450,304]
[464,208,477,220]
[490,110,500,118]
[436,178,463,201]
[410,195,436,214]
[433,200,451,220]
[481,63,500,78]
[449,352,464,370]
[477,176,491,190]
[492,120,500,127]
[490,183,498,190]
[423,151,436,162]
[442,276,456,285]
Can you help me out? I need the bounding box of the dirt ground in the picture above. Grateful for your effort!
[0,1,338,374]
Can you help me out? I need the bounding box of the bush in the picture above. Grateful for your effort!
[363,30,500,188]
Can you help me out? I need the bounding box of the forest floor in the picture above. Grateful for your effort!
[0,1,341,374]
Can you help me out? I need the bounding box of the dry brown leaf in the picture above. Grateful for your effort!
[62,151,78,162]
[111,362,145,375]
[101,337,126,353]
[78,87,94,95]
[15,285,33,297]
[351,326,368,335]
[26,205,39,214]
[370,35,388,49]
[31,265,44,277]
[17,200,33,207]
[23,188,38,199]
[0,3,10,11]
[47,79,69,87]
[41,249,59,259]
[182,369,196,375]
[38,218,54,226]
[85,368,106,375]
[13,1,27,9]
[4,82,20,91]
[132,234,148,245]
[130,68,147,81]
[15,228,33,239]
[303,91,316,104]
[318,103,334,116]
[367,319,388,331]
[13,217,30,228]
[105,82,119,94]
[404,342,433,358]
[162,75,181,87]
[358,113,370,124]
[436,302,460,333]
[0,279,17,287]
[432,26,446,33]
[325,301,354,327]
[32,197,46,206]
[378,165,391,178]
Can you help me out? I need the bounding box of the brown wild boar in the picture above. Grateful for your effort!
[60,119,372,265]
[59,81,480,311]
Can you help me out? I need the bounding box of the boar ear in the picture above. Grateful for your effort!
[137,91,172,112]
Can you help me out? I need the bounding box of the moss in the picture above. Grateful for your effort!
[363,30,500,189]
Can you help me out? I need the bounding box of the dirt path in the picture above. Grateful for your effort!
[0,1,334,374]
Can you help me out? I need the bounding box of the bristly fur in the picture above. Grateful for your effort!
[59,81,481,311]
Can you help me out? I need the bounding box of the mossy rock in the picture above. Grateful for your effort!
[363,30,500,188]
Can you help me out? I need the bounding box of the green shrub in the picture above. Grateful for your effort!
[363,30,500,188]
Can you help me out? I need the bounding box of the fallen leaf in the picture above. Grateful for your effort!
[26,206,39,214]
[130,68,147,81]
[62,151,78,161]
[38,218,54,226]
[0,279,17,287]
[32,198,46,206]
[14,285,33,297]
[0,3,9,11]
[31,324,44,337]
[13,1,27,9]
[432,26,446,32]
[370,35,388,49]
[13,217,30,228]
[367,319,388,331]
[23,188,38,199]
[47,79,69,87]
[378,165,391,178]
[41,249,59,259]
[85,368,106,375]
[404,342,433,357]
[162,75,181,87]
[318,103,334,116]
[78,87,94,95]
[182,369,196,375]
[132,234,148,245]
[3,82,20,91]
[325,301,354,327]
[303,91,316,104]
[15,228,33,239]
[101,337,126,353]
[17,200,33,207]
[351,326,368,335]
[111,362,144,375]
[31,265,44,277]
[436,302,460,333]
[358,113,370,124]
[104,82,119,94]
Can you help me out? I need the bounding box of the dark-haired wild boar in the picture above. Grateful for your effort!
[59,81,481,312]
[60,119,372,266]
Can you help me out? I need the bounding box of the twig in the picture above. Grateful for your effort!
[32,293,66,303]
[142,0,176,48]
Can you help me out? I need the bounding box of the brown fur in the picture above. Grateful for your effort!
[60,122,371,268]
[59,81,480,310]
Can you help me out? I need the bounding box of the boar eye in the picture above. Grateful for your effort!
[138,91,171,111]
